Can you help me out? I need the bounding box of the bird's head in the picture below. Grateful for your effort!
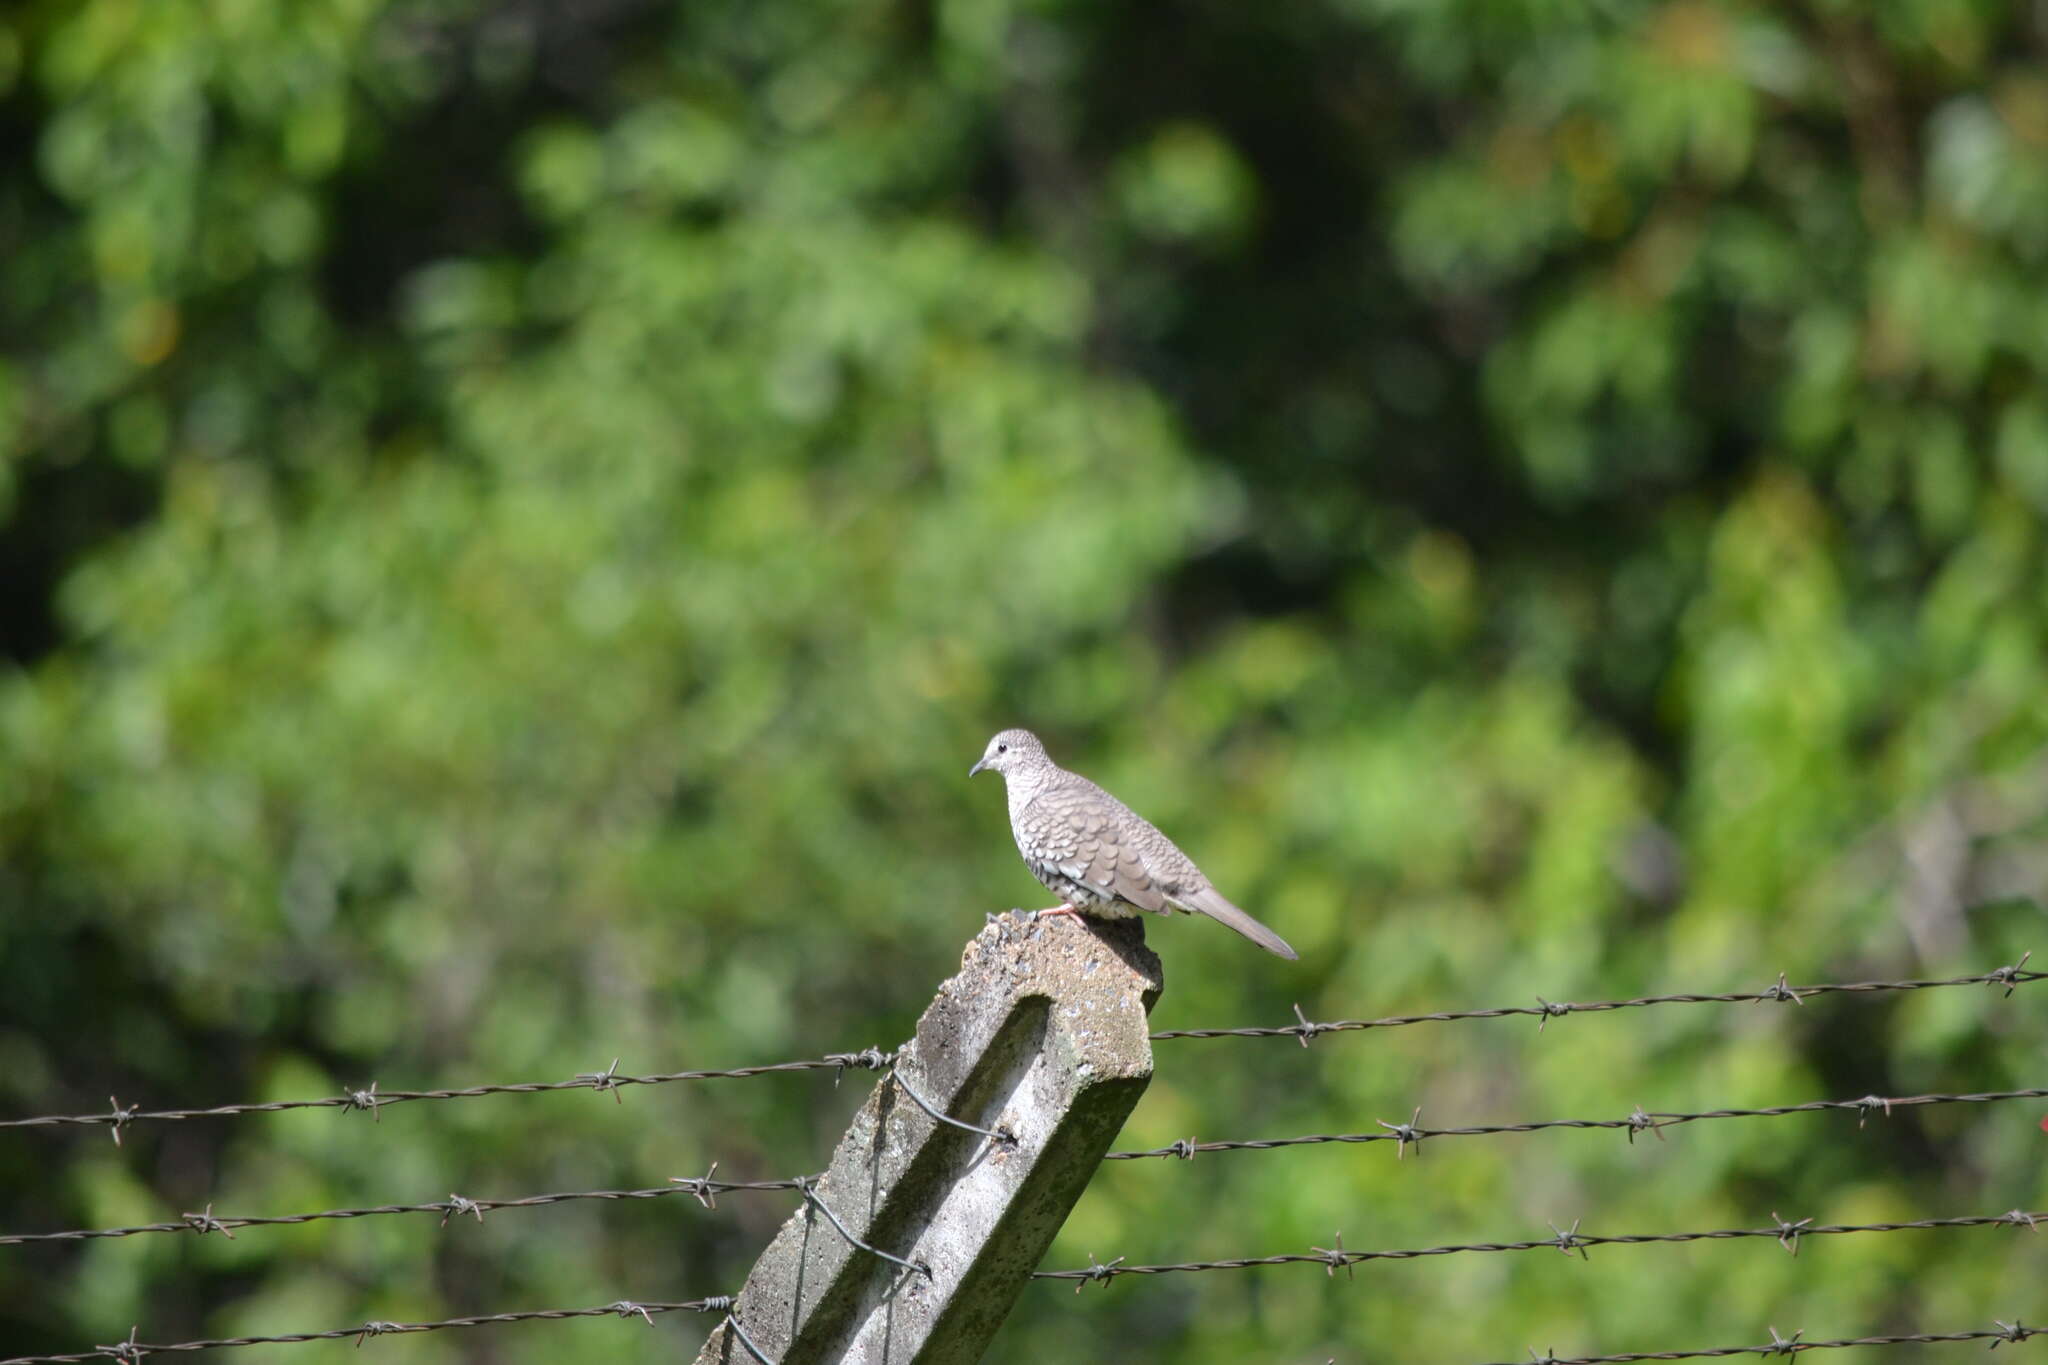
[969,728,1048,779]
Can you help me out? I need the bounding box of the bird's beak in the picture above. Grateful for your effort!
[968,758,987,777]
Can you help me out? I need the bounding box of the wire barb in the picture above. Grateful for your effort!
[439,1195,483,1228]
[1988,951,2033,998]
[1771,1212,1812,1256]
[1765,1326,1804,1356]
[607,1300,654,1326]
[1854,1095,1892,1128]
[105,1098,136,1148]
[1990,1320,2035,1349]
[342,1082,381,1122]
[1759,973,1806,1005]
[94,1328,143,1364]
[181,1205,233,1239]
[670,1161,723,1210]
[1073,1252,1126,1293]
[353,1321,400,1348]
[578,1059,626,1103]
[1311,1232,1353,1279]
[1535,998,1574,1032]
[1548,1219,1589,1260]
[1625,1105,1665,1144]
[1378,1108,1424,1159]
[1291,1003,1331,1047]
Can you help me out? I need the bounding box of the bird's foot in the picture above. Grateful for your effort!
[1030,904,1082,923]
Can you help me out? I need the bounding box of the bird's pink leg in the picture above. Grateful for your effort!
[1032,904,1083,921]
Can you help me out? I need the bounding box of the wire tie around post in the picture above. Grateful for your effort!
[795,1176,930,1279]
[888,1066,1016,1148]
[726,1312,778,1364]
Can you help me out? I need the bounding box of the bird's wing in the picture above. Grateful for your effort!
[1030,785,1171,912]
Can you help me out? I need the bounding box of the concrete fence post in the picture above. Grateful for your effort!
[694,913,1163,1365]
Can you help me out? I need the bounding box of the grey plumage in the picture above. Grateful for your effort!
[969,728,1299,960]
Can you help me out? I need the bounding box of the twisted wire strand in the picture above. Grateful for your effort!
[1033,1209,2046,1284]
[1469,1321,2038,1363]
[1103,1088,2048,1161]
[0,1297,738,1365]
[1149,958,2040,1044]
[0,1176,816,1247]
[0,1050,896,1139]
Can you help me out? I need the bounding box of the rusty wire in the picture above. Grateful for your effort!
[1102,1087,2048,1162]
[1033,1207,2046,1285]
[1148,955,2039,1044]
[0,1297,738,1364]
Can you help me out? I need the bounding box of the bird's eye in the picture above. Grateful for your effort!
[998,743,1008,753]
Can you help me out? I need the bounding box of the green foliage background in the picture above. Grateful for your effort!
[2,0,2045,1359]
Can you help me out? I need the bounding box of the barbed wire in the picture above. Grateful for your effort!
[1476,1320,2038,1363]
[0,1297,740,1365]
[1033,1207,2045,1286]
[1104,1087,2048,1162]
[7,957,2034,1143]
[1148,955,2039,1044]
[11,1086,2042,1249]
[0,1169,815,1247]
[0,1048,897,1143]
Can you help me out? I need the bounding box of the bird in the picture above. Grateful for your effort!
[969,728,1298,960]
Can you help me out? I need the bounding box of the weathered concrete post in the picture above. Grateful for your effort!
[695,913,1162,1365]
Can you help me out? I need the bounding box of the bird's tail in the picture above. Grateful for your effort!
[1180,887,1299,960]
